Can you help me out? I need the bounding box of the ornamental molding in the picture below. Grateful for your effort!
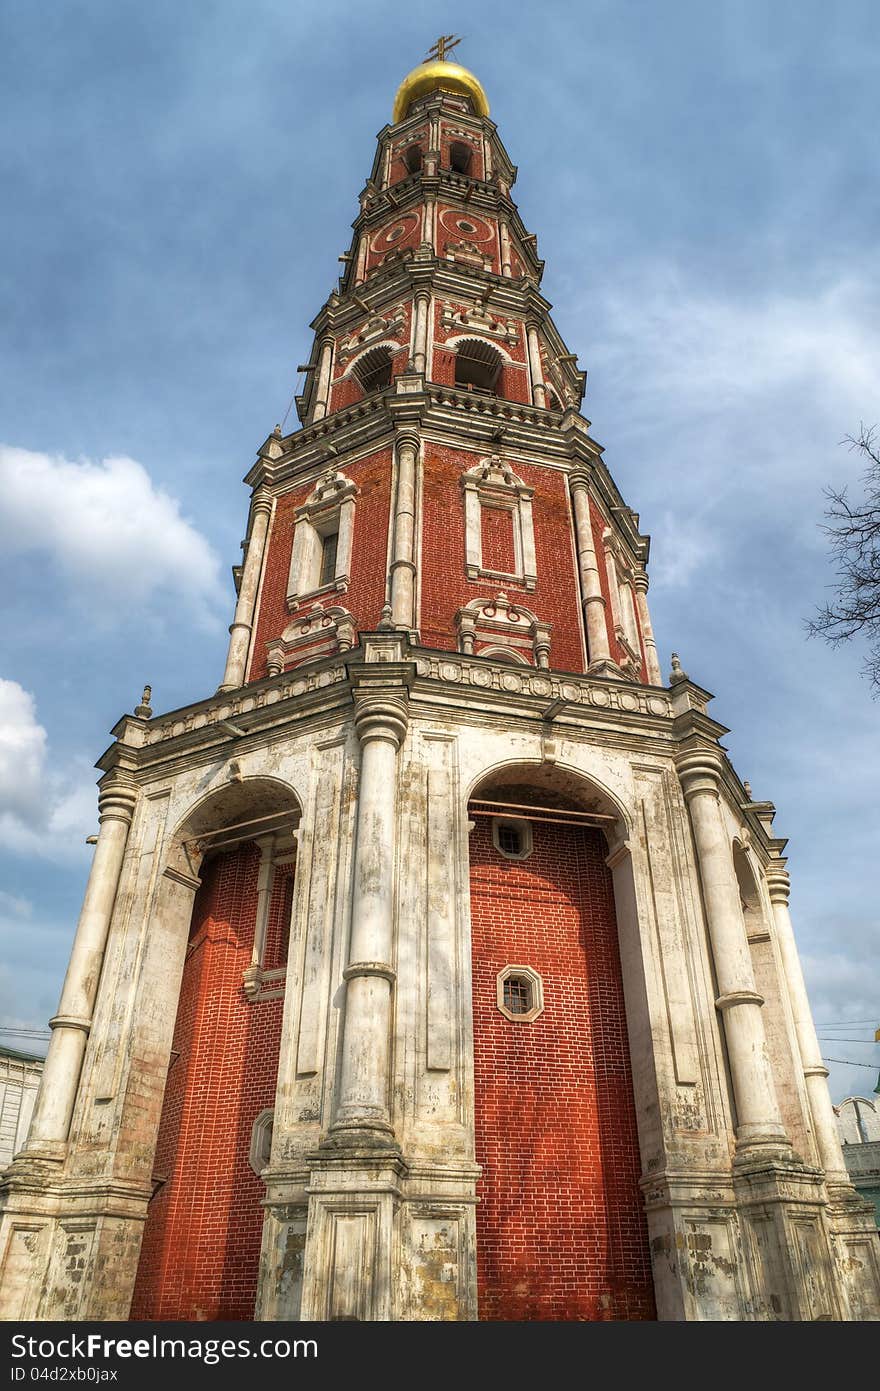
[456,591,551,669]
[337,308,408,362]
[142,664,349,746]
[413,652,672,717]
[461,454,537,591]
[298,468,358,516]
[391,126,428,154]
[440,300,520,346]
[444,238,493,271]
[267,603,358,676]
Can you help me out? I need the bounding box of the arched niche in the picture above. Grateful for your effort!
[466,757,629,847]
[132,774,304,1321]
[464,756,655,1321]
[166,776,303,884]
[732,841,769,939]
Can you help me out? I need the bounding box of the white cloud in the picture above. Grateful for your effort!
[584,260,880,516]
[0,445,224,621]
[0,678,94,860]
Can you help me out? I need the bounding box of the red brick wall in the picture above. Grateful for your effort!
[130,843,288,1320]
[420,448,585,670]
[247,450,392,681]
[480,505,517,576]
[469,815,655,1321]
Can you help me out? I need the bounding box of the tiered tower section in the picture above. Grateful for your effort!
[218,59,660,696]
[1,55,878,1324]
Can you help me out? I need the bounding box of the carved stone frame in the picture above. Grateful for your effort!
[461,455,537,591]
[496,965,545,1023]
[286,470,358,612]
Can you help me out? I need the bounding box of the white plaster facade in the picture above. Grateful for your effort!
[1,634,878,1320]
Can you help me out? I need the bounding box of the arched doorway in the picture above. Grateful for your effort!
[131,779,301,1320]
[467,762,655,1320]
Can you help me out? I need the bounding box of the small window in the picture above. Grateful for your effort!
[449,141,472,174]
[503,975,532,1014]
[492,816,533,861]
[404,144,422,174]
[498,824,522,856]
[496,965,544,1022]
[249,1109,274,1175]
[319,530,339,588]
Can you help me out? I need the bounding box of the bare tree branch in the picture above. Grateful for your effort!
[806,424,880,694]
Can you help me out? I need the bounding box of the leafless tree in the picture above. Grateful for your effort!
[807,424,880,694]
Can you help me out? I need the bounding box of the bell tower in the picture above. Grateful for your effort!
[1,46,878,1323]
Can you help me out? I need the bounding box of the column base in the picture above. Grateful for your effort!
[587,658,624,679]
[285,1151,479,1322]
[641,1160,879,1320]
[0,1173,150,1321]
[324,1118,400,1152]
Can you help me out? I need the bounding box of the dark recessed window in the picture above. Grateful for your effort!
[455,340,502,394]
[319,531,339,587]
[449,141,472,174]
[404,144,423,174]
[497,823,522,856]
[503,976,532,1015]
[353,345,393,394]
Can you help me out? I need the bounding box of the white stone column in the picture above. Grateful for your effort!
[354,235,368,285]
[634,571,662,685]
[766,865,851,1186]
[218,489,272,692]
[389,431,419,630]
[568,469,612,667]
[423,195,436,252]
[23,779,137,1162]
[311,336,335,422]
[526,322,547,408]
[499,219,513,277]
[677,754,789,1151]
[330,695,408,1142]
[411,292,430,375]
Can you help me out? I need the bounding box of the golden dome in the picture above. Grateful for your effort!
[392,59,490,124]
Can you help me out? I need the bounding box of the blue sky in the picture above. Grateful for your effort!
[1,1,878,1106]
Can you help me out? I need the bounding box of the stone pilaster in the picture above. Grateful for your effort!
[633,570,662,685]
[20,778,138,1165]
[568,468,614,673]
[218,488,272,692]
[526,321,547,409]
[676,752,789,1154]
[499,218,512,276]
[388,430,420,631]
[329,685,409,1145]
[411,290,430,375]
[311,334,334,422]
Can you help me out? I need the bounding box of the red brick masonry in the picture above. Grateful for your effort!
[131,843,289,1319]
[469,815,655,1320]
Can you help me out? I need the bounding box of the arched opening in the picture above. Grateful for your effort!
[454,338,503,394]
[351,344,393,395]
[449,141,472,174]
[131,779,301,1321]
[403,144,423,174]
[466,762,654,1322]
